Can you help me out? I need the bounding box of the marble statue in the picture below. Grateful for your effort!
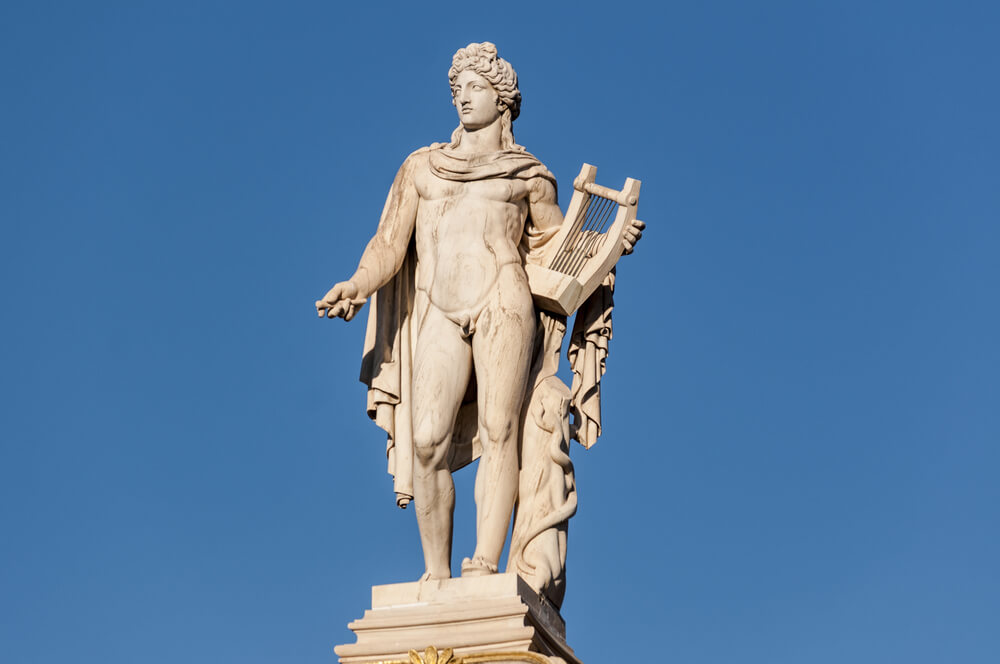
[316,42,643,608]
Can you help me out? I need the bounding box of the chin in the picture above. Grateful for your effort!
[462,118,491,131]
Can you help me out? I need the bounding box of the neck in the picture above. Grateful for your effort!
[455,116,503,154]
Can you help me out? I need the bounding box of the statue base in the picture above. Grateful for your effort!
[334,573,583,664]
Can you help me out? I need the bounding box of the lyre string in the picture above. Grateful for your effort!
[566,194,617,277]
[549,193,593,272]
[569,195,615,277]
[551,194,593,273]
[564,195,610,276]
[557,194,609,275]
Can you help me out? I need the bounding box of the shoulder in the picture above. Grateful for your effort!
[398,143,445,175]
[390,145,440,186]
[527,171,558,204]
[512,149,556,189]
[405,143,446,163]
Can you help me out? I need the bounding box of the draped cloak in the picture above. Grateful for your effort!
[358,144,612,503]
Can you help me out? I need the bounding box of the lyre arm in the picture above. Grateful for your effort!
[525,162,641,316]
[573,179,638,207]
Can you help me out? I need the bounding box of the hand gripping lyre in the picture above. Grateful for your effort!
[526,163,642,315]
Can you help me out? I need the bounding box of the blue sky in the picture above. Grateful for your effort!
[1,2,997,663]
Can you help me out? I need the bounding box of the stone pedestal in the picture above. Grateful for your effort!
[334,574,583,664]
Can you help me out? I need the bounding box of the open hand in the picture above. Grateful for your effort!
[622,219,646,255]
[316,281,366,321]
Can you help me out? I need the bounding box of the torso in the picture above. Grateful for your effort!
[411,149,533,315]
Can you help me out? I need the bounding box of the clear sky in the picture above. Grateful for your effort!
[1,2,997,663]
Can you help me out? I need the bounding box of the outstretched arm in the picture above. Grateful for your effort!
[316,156,420,320]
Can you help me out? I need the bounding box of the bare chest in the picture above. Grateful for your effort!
[415,169,529,205]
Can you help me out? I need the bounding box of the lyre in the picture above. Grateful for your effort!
[526,163,642,315]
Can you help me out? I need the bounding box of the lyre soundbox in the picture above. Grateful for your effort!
[526,163,642,316]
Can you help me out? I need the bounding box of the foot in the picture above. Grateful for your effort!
[460,556,498,577]
[418,570,450,582]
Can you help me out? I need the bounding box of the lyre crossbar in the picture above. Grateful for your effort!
[526,163,641,316]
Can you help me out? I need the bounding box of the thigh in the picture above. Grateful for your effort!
[411,304,473,444]
[471,270,537,434]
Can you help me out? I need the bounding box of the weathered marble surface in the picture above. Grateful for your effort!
[316,42,643,608]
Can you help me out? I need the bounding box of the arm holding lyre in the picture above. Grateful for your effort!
[522,176,565,264]
[524,163,645,316]
[316,156,420,321]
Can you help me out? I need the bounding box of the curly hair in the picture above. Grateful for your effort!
[447,42,523,150]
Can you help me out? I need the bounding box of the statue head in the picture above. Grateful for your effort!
[448,42,521,121]
[447,42,523,150]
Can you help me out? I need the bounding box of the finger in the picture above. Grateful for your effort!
[346,298,367,322]
[632,219,646,229]
[329,289,343,303]
[327,302,344,318]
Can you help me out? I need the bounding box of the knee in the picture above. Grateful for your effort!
[479,411,517,450]
[413,416,449,466]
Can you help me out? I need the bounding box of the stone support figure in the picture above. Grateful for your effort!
[316,42,643,602]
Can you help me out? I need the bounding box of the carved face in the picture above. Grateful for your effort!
[452,70,503,130]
